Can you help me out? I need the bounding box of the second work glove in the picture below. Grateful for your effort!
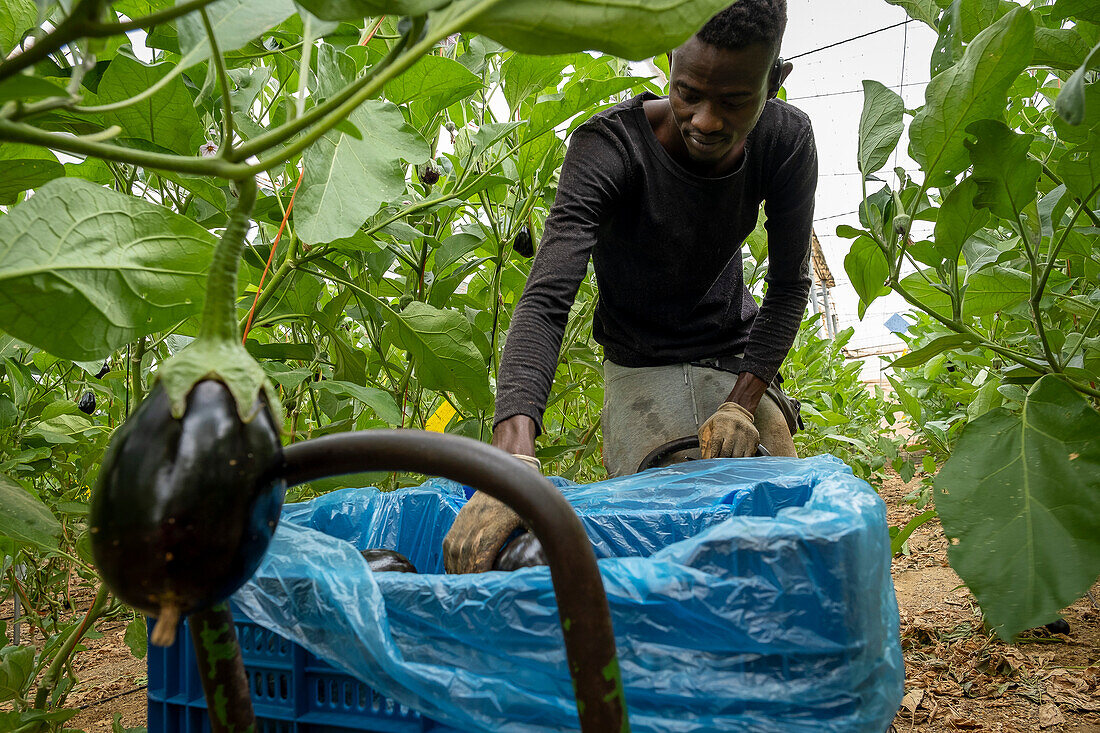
[699,401,759,459]
[442,454,540,574]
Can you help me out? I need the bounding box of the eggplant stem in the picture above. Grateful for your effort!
[199,177,258,344]
[151,604,181,647]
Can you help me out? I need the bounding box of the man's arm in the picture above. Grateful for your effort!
[444,124,628,573]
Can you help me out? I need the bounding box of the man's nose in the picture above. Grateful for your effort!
[692,104,722,134]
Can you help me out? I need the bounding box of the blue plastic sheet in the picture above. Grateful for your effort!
[234,455,903,732]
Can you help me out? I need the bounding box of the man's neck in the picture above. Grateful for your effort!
[642,98,745,177]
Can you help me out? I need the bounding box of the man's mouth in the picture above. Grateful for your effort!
[687,133,727,149]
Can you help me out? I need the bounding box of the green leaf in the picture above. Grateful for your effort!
[901,265,1029,318]
[890,334,977,369]
[935,376,1100,639]
[177,0,297,68]
[501,53,574,112]
[885,0,941,28]
[313,380,401,425]
[1055,40,1100,126]
[0,178,215,361]
[295,100,430,245]
[124,618,148,660]
[1052,0,1100,24]
[964,119,1041,221]
[909,7,1034,184]
[933,177,989,263]
[433,232,482,274]
[384,55,481,118]
[1033,27,1092,71]
[462,0,734,60]
[967,378,1003,421]
[0,472,61,552]
[0,644,34,704]
[858,80,905,177]
[843,235,891,314]
[0,0,37,56]
[0,142,63,205]
[1056,129,1100,202]
[383,301,491,409]
[0,75,67,106]
[891,510,937,555]
[93,52,205,155]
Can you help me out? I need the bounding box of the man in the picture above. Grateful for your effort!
[445,0,816,573]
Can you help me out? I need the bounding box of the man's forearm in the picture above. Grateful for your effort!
[491,414,538,456]
[725,372,769,415]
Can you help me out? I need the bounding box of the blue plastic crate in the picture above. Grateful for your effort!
[147,612,461,733]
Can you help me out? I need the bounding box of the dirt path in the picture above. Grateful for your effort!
[7,472,1100,731]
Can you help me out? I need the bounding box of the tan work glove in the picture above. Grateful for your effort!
[699,402,760,459]
[443,454,540,573]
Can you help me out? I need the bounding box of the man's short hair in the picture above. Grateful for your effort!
[696,0,788,55]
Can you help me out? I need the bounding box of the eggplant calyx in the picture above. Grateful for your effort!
[156,338,283,425]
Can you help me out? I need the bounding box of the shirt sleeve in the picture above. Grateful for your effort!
[739,120,818,385]
[493,124,630,432]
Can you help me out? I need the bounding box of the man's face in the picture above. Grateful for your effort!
[668,37,778,170]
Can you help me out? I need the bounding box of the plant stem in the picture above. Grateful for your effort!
[200,7,235,155]
[32,584,109,710]
[201,177,258,343]
[130,335,146,407]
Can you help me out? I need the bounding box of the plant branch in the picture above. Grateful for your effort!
[1014,209,1061,372]
[32,584,109,710]
[0,119,247,177]
[0,0,99,83]
[87,0,219,34]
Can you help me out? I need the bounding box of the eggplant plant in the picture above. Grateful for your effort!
[849,0,1100,640]
[0,0,741,724]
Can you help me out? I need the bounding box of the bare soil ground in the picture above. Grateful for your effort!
[4,470,1098,732]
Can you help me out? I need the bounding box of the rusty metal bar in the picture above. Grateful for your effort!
[279,430,629,733]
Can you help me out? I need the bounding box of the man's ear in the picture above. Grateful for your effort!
[780,60,794,86]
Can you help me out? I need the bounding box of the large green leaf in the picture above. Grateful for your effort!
[313,380,402,424]
[1052,0,1100,24]
[0,178,215,360]
[909,7,1033,184]
[93,52,205,155]
[1033,27,1092,71]
[0,645,34,705]
[384,55,481,118]
[0,142,63,205]
[857,80,905,177]
[935,376,1100,639]
[460,0,733,60]
[843,235,891,316]
[933,176,989,263]
[383,301,491,409]
[901,265,1029,318]
[0,472,61,552]
[295,100,430,245]
[964,120,1040,221]
[176,0,297,68]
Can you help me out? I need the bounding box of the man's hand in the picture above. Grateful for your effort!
[443,490,524,573]
[698,401,760,458]
[443,415,540,573]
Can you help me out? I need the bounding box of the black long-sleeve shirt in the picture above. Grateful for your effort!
[495,92,817,431]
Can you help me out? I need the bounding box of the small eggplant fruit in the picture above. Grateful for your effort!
[78,391,96,415]
[360,549,418,573]
[95,362,110,379]
[90,380,285,647]
[419,164,440,186]
[493,531,547,571]
[512,226,534,258]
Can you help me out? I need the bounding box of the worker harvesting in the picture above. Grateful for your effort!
[445,0,818,573]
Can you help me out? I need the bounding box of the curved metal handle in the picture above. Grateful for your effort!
[279,430,628,733]
[637,436,770,473]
